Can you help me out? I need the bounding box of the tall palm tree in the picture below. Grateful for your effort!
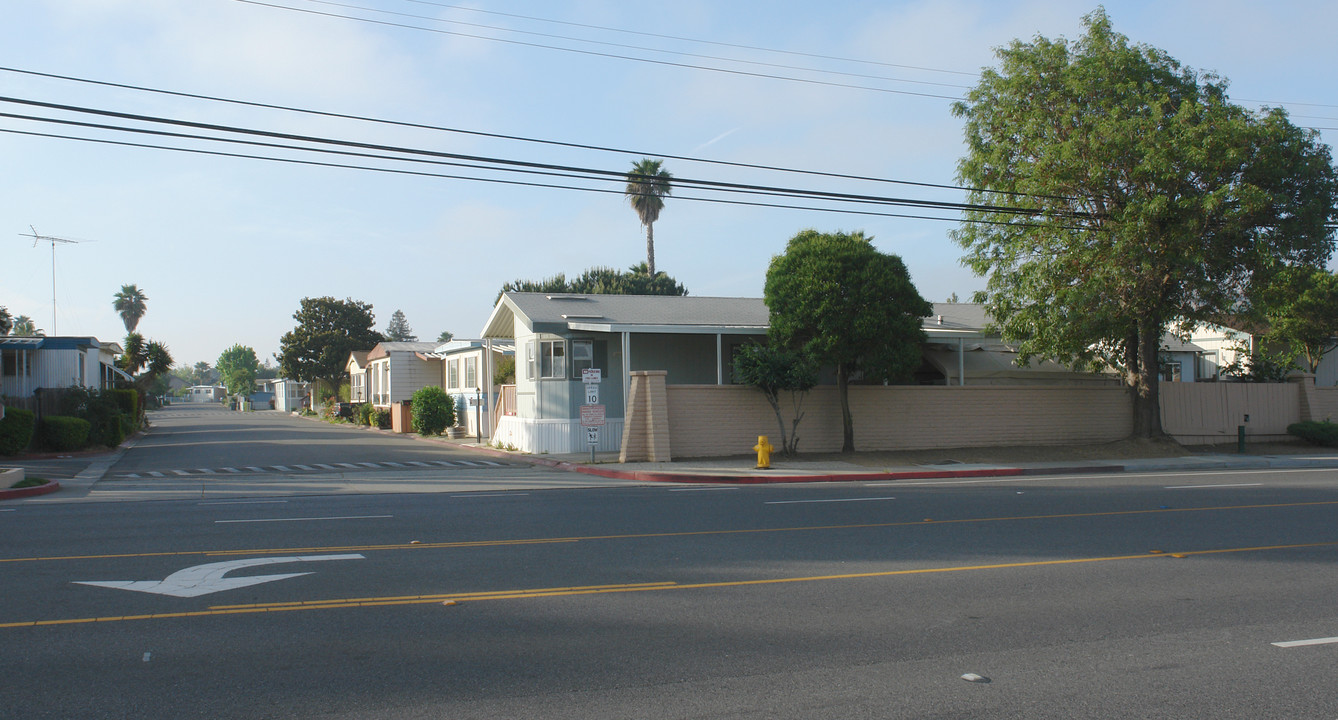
[624,158,672,277]
[112,284,148,332]
[11,315,43,337]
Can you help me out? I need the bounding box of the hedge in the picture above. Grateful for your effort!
[37,415,91,452]
[0,407,36,455]
[1288,421,1338,447]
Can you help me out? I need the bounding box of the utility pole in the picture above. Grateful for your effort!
[18,226,91,336]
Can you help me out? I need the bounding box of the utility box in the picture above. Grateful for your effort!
[390,401,413,433]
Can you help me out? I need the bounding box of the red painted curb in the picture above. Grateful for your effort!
[0,479,62,500]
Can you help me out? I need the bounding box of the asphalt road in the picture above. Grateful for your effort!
[3,463,1338,718]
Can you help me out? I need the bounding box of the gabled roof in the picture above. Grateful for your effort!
[366,341,440,361]
[346,350,371,372]
[482,293,769,338]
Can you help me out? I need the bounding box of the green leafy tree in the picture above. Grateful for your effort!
[952,9,1337,438]
[0,306,11,335]
[217,344,260,397]
[192,361,213,385]
[625,158,673,277]
[733,344,818,456]
[436,330,454,343]
[1257,268,1338,374]
[499,264,687,301]
[385,309,416,341]
[492,356,516,385]
[112,284,148,332]
[11,315,43,337]
[410,385,455,436]
[277,297,386,391]
[765,229,932,452]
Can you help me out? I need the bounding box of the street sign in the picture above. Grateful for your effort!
[579,404,605,427]
[74,554,365,598]
[581,368,602,384]
[585,426,600,446]
[585,384,599,404]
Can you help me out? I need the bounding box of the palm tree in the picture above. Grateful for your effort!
[113,284,148,332]
[0,306,11,335]
[11,315,43,337]
[624,158,672,277]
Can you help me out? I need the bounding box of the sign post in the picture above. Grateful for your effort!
[580,369,604,462]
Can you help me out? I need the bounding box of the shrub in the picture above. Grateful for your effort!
[106,415,126,448]
[1288,421,1338,447]
[356,402,374,426]
[0,407,36,455]
[108,389,138,420]
[372,408,391,429]
[37,415,91,452]
[411,387,455,436]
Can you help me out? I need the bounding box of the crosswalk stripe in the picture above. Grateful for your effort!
[455,460,483,467]
[245,467,264,472]
[172,470,191,476]
[272,465,292,472]
[314,464,335,470]
[336,463,358,469]
[407,461,431,467]
[382,461,406,468]
[223,468,240,473]
[430,460,457,467]
[293,465,313,471]
[357,462,380,469]
[148,472,164,477]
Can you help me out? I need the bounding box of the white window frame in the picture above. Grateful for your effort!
[464,356,477,389]
[539,339,565,379]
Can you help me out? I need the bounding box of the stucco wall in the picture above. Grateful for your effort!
[666,384,1133,457]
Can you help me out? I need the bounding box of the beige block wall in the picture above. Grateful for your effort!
[1160,382,1299,444]
[1310,387,1338,423]
[666,385,1132,458]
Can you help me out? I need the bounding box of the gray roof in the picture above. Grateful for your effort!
[484,293,770,337]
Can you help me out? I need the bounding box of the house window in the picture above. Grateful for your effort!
[2,350,29,377]
[526,340,536,381]
[465,356,477,388]
[571,340,593,379]
[539,339,565,379]
[448,359,459,389]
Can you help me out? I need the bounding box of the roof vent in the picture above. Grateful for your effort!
[561,314,605,320]
[547,295,590,301]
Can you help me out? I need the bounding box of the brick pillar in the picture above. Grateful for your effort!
[1290,373,1318,422]
[620,370,671,463]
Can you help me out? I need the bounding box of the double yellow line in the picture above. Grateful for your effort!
[5,540,1337,629]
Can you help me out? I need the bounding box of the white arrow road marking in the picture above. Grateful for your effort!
[73,554,364,598]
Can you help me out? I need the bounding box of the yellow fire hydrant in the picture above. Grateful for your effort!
[753,435,774,469]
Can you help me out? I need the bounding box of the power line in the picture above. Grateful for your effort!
[0,98,1068,218]
[2,126,1075,229]
[230,0,963,101]
[299,0,973,92]
[0,66,1005,197]
[397,0,980,77]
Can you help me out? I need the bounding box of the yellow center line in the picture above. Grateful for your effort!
[4,540,1337,629]
[4,500,1338,565]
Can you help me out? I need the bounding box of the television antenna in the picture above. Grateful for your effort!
[18,225,94,336]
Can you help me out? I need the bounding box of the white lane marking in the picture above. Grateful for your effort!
[0,508,16,512]
[1165,483,1264,489]
[668,487,740,492]
[143,652,151,662]
[199,499,289,505]
[765,496,898,505]
[450,493,529,498]
[215,515,393,524]
[1273,636,1338,648]
[75,554,365,598]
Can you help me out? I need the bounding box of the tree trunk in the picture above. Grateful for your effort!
[1131,319,1165,439]
[645,222,656,277]
[837,364,854,452]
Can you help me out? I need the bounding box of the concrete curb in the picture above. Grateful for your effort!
[0,478,62,500]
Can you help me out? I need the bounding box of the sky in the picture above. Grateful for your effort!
[3,0,1336,369]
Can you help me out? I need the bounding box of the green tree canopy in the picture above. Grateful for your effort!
[765,229,931,452]
[385,309,416,342]
[277,297,385,390]
[625,158,672,276]
[0,306,11,335]
[952,9,1338,437]
[112,284,148,333]
[436,330,454,343]
[733,344,818,456]
[410,385,455,436]
[1256,268,1338,373]
[499,264,687,302]
[217,344,260,397]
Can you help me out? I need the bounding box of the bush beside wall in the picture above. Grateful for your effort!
[0,407,37,455]
[1288,421,1338,447]
[37,415,91,452]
